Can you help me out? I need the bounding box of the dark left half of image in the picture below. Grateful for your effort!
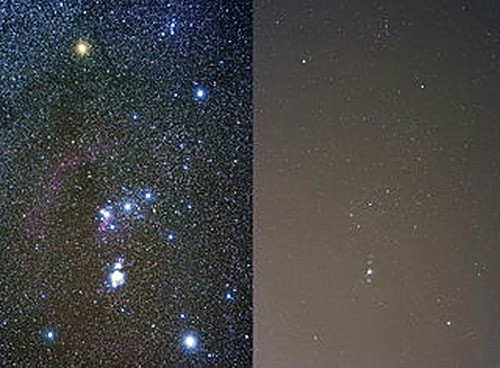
[0,1,252,366]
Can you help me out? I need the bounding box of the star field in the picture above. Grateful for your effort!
[1,1,251,366]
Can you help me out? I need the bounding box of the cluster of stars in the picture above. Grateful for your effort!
[364,256,375,284]
[96,188,156,236]
[107,259,126,290]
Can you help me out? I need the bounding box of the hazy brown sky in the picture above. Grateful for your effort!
[255,1,500,366]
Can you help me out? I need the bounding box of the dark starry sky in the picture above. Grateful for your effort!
[255,0,500,367]
[1,1,251,366]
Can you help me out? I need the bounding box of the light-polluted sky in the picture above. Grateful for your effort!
[255,1,500,367]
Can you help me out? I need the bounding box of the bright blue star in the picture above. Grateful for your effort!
[193,86,207,102]
[131,113,140,122]
[141,189,155,203]
[181,331,199,352]
[166,231,177,243]
[225,292,234,301]
[121,199,138,214]
[179,313,186,320]
[207,352,216,359]
[42,327,57,344]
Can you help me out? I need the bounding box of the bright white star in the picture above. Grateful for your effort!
[110,270,125,288]
[183,333,198,349]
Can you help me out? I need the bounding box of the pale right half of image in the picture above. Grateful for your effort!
[255,0,500,367]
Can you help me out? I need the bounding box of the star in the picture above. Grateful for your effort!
[74,40,91,57]
[193,86,207,101]
[42,327,57,344]
[140,189,155,203]
[185,335,196,348]
[121,199,138,214]
[166,231,177,243]
[182,331,199,352]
